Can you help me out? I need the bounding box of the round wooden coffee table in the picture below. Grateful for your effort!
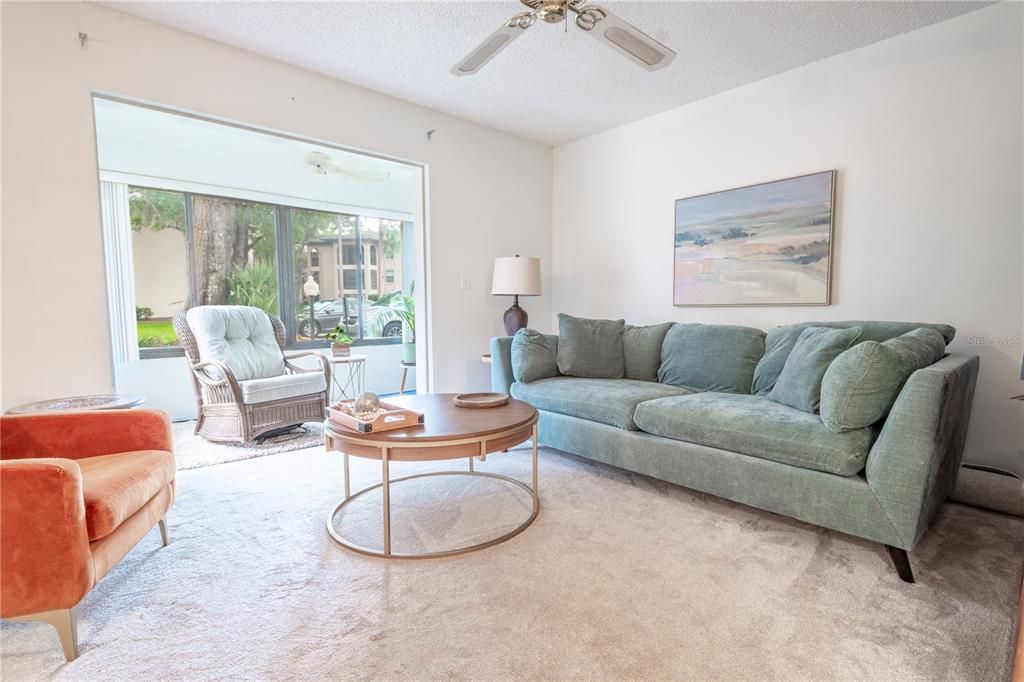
[323,393,539,559]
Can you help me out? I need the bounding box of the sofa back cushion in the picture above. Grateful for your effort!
[765,327,860,411]
[768,326,861,413]
[752,320,956,395]
[820,327,947,432]
[658,323,765,393]
[556,314,626,379]
[623,322,675,382]
[511,329,560,384]
[186,306,284,382]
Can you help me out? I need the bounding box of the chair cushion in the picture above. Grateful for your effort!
[658,323,765,394]
[556,313,626,379]
[77,450,176,541]
[768,326,862,413]
[511,377,693,431]
[623,322,675,382]
[186,306,284,382]
[511,329,560,383]
[753,320,956,395]
[820,328,947,433]
[239,372,327,405]
[634,393,873,476]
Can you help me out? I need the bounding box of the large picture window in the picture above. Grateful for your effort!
[126,186,411,356]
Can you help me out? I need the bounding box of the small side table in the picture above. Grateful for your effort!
[324,354,367,402]
[399,361,416,395]
[5,394,146,415]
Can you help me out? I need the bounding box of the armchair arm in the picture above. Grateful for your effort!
[490,337,514,394]
[0,459,94,616]
[284,351,331,386]
[865,353,980,549]
[190,360,243,405]
[0,410,172,461]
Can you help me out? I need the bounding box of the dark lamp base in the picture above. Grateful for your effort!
[503,302,528,336]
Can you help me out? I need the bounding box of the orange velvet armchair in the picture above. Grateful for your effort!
[0,410,175,661]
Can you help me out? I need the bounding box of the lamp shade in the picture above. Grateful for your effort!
[491,256,541,296]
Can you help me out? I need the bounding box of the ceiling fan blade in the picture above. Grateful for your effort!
[451,13,535,77]
[575,5,675,71]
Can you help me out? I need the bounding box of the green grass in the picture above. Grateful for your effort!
[137,319,178,348]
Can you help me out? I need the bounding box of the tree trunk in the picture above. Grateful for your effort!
[192,197,239,305]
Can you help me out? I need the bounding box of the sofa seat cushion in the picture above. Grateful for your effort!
[77,450,176,541]
[239,372,326,405]
[511,378,693,431]
[633,393,873,476]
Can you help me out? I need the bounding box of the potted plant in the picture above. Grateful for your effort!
[324,326,354,357]
[367,287,415,363]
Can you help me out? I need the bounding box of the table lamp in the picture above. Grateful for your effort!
[491,255,541,336]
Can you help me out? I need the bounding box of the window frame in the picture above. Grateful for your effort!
[133,186,405,359]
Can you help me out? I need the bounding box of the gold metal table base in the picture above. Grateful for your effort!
[327,470,538,559]
[326,424,539,559]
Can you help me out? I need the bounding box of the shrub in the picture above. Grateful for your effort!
[226,262,279,315]
[136,306,154,321]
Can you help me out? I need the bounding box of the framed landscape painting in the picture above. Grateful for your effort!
[673,170,835,306]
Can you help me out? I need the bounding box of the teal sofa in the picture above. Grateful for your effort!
[491,320,979,582]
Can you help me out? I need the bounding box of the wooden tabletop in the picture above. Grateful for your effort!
[324,393,536,444]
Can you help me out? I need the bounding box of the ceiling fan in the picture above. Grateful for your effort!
[451,0,675,77]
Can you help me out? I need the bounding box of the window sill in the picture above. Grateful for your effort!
[138,336,402,360]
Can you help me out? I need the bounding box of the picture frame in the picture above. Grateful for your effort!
[673,170,836,307]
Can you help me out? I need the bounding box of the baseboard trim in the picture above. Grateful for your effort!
[1014,570,1024,682]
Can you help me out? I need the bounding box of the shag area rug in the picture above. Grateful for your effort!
[2,445,1022,680]
[172,420,323,470]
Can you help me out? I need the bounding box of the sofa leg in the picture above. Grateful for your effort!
[10,607,79,661]
[884,545,915,583]
[159,517,169,547]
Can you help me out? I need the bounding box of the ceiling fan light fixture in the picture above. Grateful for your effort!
[450,0,675,76]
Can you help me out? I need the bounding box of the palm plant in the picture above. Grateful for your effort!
[366,289,414,340]
[226,262,279,315]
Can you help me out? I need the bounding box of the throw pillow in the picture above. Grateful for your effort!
[658,323,766,393]
[623,322,675,382]
[768,326,862,413]
[556,313,626,379]
[820,328,946,432]
[510,329,560,384]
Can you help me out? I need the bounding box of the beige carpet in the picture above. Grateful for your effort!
[2,445,1022,680]
[172,420,323,470]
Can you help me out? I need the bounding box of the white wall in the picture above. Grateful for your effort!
[1,2,552,411]
[552,4,1023,475]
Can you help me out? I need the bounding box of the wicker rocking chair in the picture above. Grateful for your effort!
[174,306,330,443]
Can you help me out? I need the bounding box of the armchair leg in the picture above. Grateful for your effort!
[159,517,169,547]
[884,545,915,583]
[10,606,79,661]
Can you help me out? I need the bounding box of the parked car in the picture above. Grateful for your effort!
[296,297,403,339]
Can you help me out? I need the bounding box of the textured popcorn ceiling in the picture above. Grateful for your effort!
[103,1,992,146]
